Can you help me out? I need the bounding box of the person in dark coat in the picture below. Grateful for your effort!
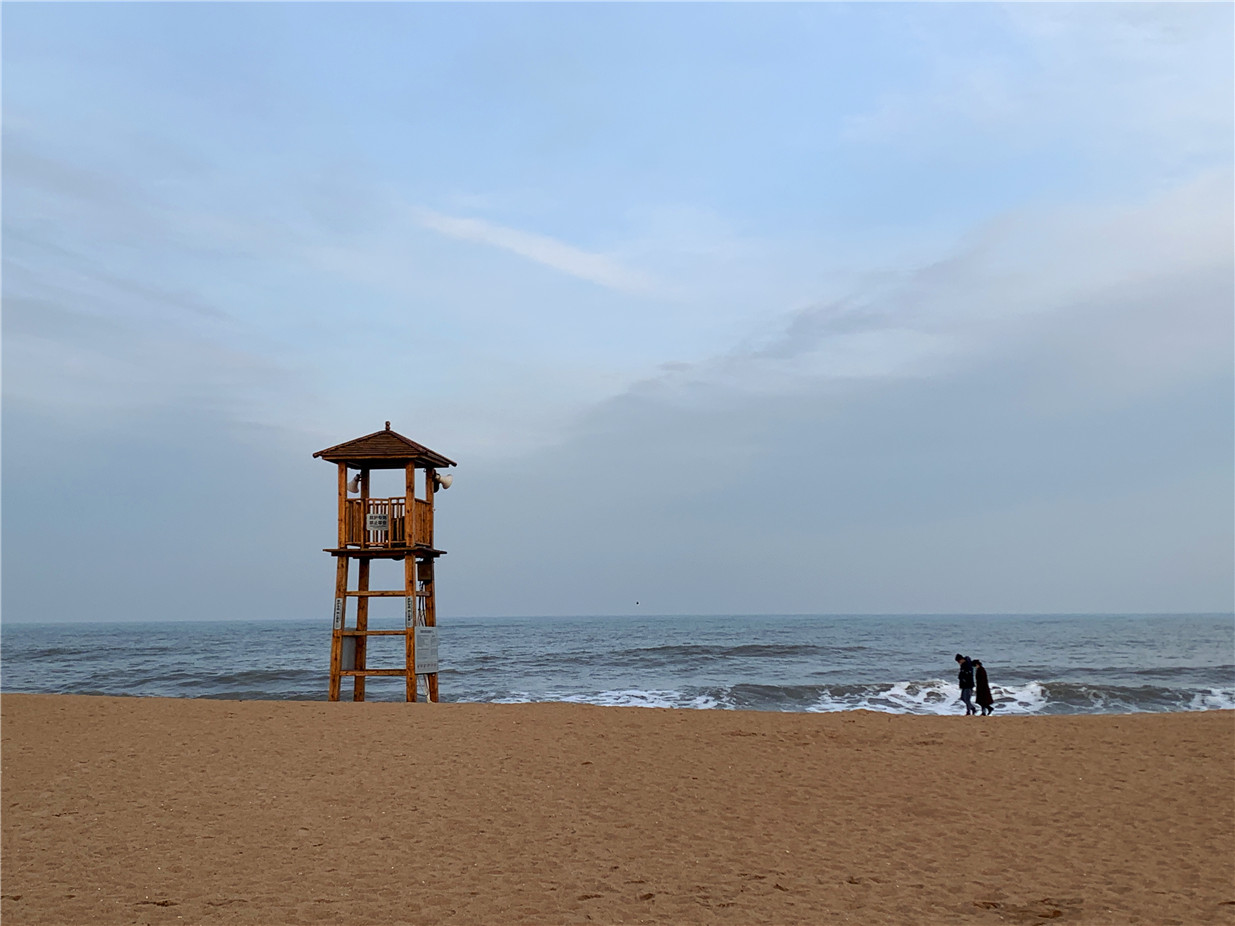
[955,653,976,715]
[974,659,995,716]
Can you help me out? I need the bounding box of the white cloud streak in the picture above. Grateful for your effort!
[412,207,659,295]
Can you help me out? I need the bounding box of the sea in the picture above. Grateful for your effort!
[1,613,1232,715]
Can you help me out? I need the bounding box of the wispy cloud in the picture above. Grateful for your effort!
[843,4,1233,167]
[623,169,1233,405]
[412,207,659,295]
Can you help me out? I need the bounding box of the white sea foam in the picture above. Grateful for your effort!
[1187,688,1235,711]
[994,681,1050,714]
[559,688,725,710]
[491,688,725,710]
[806,679,1051,715]
[483,679,1234,714]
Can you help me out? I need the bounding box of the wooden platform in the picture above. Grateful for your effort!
[322,546,446,559]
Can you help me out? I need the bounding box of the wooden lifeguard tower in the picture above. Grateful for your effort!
[314,422,456,702]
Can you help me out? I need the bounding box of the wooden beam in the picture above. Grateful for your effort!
[345,589,428,598]
[359,469,371,550]
[336,464,348,548]
[354,557,370,701]
[425,557,439,703]
[328,556,348,701]
[405,462,416,554]
[323,547,447,559]
[405,550,417,703]
[425,468,436,533]
[421,467,436,705]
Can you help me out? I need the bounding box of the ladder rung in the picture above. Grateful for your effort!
[340,629,409,636]
[340,669,408,677]
[345,590,414,598]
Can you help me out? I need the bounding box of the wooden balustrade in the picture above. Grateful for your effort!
[413,498,433,547]
[344,497,433,548]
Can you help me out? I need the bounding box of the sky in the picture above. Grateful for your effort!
[3,2,1232,623]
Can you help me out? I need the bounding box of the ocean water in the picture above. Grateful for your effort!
[1,613,1232,715]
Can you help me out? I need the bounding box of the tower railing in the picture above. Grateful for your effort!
[343,497,433,548]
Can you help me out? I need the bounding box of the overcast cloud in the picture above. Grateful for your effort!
[3,3,1231,622]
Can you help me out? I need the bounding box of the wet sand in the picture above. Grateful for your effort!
[2,694,1232,924]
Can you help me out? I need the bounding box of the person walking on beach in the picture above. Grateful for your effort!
[974,659,995,716]
[955,653,976,715]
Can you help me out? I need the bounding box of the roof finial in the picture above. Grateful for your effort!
[385,421,391,430]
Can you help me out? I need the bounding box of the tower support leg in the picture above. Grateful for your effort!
[354,558,370,701]
[404,555,417,702]
[426,563,439,703]
[329,556,349,701]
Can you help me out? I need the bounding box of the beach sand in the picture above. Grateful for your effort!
[2,694,1232,925]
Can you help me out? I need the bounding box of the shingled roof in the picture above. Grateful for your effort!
[313,422,456,470]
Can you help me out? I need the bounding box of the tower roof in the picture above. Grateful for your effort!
[313,422,456,470]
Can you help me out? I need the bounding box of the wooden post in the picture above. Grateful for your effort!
[426,559,438,703]
[405,463,416,552]
[359,468,370,550]
[404,463,417,702]
[405,552,417,702]
[329,556,348,701]
[336,464,348,548]
[425,469,436,532]
[424,470,438,702]
[354,557,370,701]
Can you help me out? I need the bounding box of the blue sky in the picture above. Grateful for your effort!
[3,3,1232,622]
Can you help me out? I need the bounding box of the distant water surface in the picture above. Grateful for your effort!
[2,613,1232,715]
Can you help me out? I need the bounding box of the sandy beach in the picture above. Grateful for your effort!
[2,694,1232,925]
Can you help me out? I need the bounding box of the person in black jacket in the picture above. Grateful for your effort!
[955,653,976,715]
[974,659,995,716]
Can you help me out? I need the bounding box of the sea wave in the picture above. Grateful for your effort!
[454,679,1235,714]
[5,615,1231,712]
[615,643,866,661]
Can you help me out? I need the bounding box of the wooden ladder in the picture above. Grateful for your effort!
[328,556,438,702]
